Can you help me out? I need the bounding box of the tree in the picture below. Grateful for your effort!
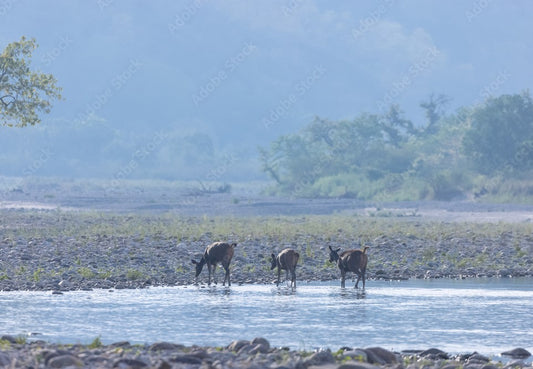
[1,36,62,127]
[463,91,533,174]
[380,104,415,146]
[258,113,408,194]
[419,93,451,135]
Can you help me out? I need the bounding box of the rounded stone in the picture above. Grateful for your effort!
[48,354,83,368]
[501,348,531,358]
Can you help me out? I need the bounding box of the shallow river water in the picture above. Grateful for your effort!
[1,278,532,357]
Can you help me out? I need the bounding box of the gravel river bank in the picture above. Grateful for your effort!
[0,336,531,369]
[0,199,532,291]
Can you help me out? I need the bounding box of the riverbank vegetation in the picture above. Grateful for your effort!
[259,91,533,203]
[3,208,533,244]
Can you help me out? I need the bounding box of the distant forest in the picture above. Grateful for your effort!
[0,120,258,183]
[2,91,533,203]
[259,91,533,202]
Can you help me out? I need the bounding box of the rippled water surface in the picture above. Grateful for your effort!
[2,278,532,356]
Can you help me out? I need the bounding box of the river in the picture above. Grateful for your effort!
[1,278,532,358]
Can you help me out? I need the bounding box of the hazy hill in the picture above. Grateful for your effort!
[1,1,532,180]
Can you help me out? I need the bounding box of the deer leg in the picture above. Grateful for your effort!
[355,273,361,289]
[340,270,346,288]
[212,264,218,285]
[223,264,230,286]
[277,268,281,286]
[291,268,296,288]
[285,269,289,285]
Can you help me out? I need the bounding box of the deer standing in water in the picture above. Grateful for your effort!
[271,248,300,287]
[191,242,236,286]
[329,245,369,289]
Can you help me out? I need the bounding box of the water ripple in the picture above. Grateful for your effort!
[1,278,532,356]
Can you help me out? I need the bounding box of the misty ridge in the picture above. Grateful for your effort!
[1,2,533,203]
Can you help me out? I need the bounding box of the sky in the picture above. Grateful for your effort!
[1,1,532,180]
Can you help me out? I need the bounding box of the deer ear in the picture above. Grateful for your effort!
[336,248,341,253]
[328,245,333,251]
[271,253,276,259]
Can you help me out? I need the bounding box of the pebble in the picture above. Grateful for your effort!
[0,340,530,369]
[502,348,532,359]
[363,347,399,364]
[0,352,11,367]
[47,354,84,368]
[304,350,335,366]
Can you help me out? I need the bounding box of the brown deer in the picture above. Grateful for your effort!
[270,248,300,287]
[191,242,236,286]
[329,245,369,289]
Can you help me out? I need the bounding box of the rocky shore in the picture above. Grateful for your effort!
[0,208,532,291]
[0,335,531,369]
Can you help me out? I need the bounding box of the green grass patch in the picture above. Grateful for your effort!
[88,336,103,349]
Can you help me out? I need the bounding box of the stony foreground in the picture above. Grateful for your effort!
[0,335,531,369]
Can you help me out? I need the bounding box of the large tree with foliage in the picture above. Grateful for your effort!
[258,111,417,196]
[260,91,533,201]
[1,36,62,127]
[463,91,533,174]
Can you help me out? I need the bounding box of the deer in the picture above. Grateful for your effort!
[270,248,300,288]
[329,245,369,289]
[191,242,236,286]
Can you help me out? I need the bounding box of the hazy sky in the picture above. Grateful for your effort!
[1,1,532,178]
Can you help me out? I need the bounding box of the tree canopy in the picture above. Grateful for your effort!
[463,91,533,174]
[0,36,62,127]
[259,91,533,201]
